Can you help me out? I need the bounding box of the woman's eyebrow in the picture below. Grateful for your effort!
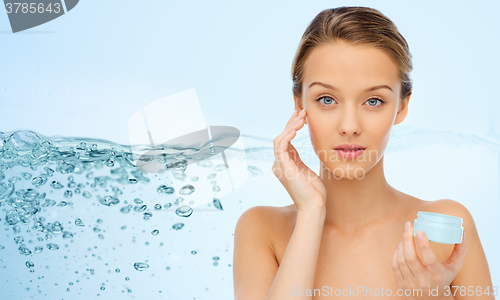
[308,81,393,93]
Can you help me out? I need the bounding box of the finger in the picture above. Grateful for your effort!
[397,239,414,280]
[284,109,298,129]
[274,110,306,161]
[284,108,306,130]
[392,244,404,286]
[442,229,467,272]
[416,230,443,274]
[288,143,307,170]
[402,221,426,275]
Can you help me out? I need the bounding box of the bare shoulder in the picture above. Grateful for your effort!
[420,198,474,223]
[233,204,296,300]
[236,204,295,226]
[235,204,296,240]
[423,199,494,296]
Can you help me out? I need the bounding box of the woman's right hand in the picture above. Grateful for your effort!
[272,109,327,212]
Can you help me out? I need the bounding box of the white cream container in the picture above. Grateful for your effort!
[413,211,464,244]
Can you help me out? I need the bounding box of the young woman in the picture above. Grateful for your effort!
[233,6,495,300]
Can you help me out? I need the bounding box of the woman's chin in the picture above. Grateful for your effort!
[320,163,369,180]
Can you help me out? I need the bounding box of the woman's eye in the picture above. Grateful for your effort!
[365,98,385,107]
[316,96,386,107]
[317,96,336,105]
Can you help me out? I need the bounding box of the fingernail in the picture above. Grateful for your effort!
[299,109,305,115]
[417,230,424,241]
[292,109,297,117]
[295,119,304,124]
[404,221,410,232]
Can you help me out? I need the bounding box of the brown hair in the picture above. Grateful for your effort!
[291,6,413,101]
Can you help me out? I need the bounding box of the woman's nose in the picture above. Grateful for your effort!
[338,109,361,135]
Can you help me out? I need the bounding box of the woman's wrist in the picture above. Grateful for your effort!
[298,203,326,216]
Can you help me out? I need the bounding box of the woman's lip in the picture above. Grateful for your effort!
[334,149,365,159]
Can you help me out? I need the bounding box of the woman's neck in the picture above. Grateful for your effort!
[320,155,402,234]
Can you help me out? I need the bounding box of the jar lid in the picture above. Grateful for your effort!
[413,211,463,244]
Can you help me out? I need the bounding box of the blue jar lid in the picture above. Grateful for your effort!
[413,211,463,244]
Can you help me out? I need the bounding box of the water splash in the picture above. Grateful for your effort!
[0,129,234,296]
[1,126,498,298]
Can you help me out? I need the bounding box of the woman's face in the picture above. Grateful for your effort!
[295,40,410,179]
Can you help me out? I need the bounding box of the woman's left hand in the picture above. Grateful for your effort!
[392,221,467,300]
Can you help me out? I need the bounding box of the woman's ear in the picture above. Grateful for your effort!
[394,95,410,125]
[293,95,307,125]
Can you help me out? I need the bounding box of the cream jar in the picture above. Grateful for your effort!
[413,211,464,244]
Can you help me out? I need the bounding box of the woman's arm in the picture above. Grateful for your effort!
[233,205,326,300]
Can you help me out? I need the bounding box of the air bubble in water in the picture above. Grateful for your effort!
[154,204,162,210]
[157,185,174,195]
[120,205,132,214]
[213,198,223,210]
[75,218,84,226]
[175,205,193,218]
[50,221,63,234]
[21,172,32,180]
[98,196,120,206]
[31,176,44,187]
[172,223,184,230]
[179,185,195,195]
[134,205,147,212]
[26,261,34,268]
[44,167,54,176]
[151,229,159,236]
[143,212,152,220]
[18,244,32,255]
[50,181,64,189]
[133,262,149,271]
[166,159,188,172]
[46,243,59,250]
[8,131,40,155]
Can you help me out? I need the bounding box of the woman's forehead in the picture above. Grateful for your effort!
[303,42,400,89]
